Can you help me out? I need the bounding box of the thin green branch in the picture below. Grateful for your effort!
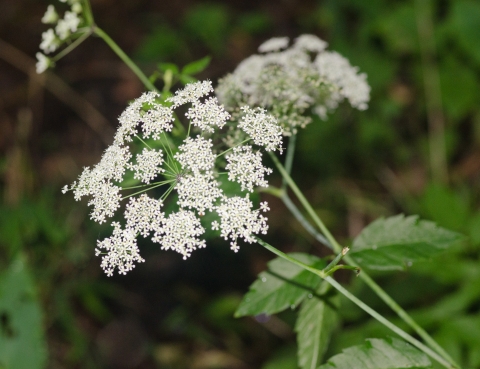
[52,30,91,62]
[282,133,297,192]
[93,26,157,92]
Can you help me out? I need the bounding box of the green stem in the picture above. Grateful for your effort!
[282,133,297,192]
[269,152,460,368]
[256,238,454,369]
[269,152,342,253]
[281,193,331,248]
[93,27,157,92]
[52,30,91,62]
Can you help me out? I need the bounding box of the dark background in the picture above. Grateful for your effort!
[1,0,480,368]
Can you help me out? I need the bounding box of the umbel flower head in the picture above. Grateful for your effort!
[64,81,282,276]
[36,0,84,73]
[216,34,371,136]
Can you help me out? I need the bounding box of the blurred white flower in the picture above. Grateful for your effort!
[41,5,58,24]
[258,37,289,53]
[216,34,370,135]
[55,11,81,40]
[35,52,50,74]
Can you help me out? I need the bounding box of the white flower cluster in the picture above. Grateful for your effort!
[65,81,282,275]
[36,0,84,73]
[216,34,371,135]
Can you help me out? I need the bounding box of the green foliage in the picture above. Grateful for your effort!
[350,214,463,270]
[235,253,325,317]
[183,4,230,54]
[0,256,47,369]
[319,338,432,369]
[448,1,480,66]
[295,283,339,369]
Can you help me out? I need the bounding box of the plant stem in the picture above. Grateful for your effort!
[256,238,455,369]
[93,27,157,92]
[269,152,460,368]
[282,133,297,192]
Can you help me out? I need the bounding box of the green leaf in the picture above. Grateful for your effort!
[449,1,480,66]
[350,214,463,271]
[0,256,47,369]
[157,62,179,75]
[235,253,325,317]
[181,56,211,76]
[295,283,338,369]
[318,337,432,369]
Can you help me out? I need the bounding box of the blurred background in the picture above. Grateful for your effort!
[1,0,480,368]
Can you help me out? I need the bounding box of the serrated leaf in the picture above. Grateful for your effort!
[318,337,432,369]
[350,214,463,271]
[235,253,325,317]
[295,283,338,369]
[0,256,47,369]
[181,56,211,76]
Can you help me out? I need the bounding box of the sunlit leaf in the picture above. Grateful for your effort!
[350,214,463,270]
[235,253,325,317]
[318,337,432,369]
[181,56,211,76]
[295,283,338,369]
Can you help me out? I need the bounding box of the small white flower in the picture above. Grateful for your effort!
[153,210,206,259]
[216,195,269,252]
[71,2,82,13]
[124,194,164,237]
[166,80,214,108]
[35,52,50,74]
[260,201,270,212]
[55,11,81,40]
[176,173,222,214]
[115,91,174,144]
[258,37,289,53]
[226,145,272,192]
[293,34,328,52]
[40,29,59,54]
[87,180,122,224]
[128,148,165,184]
[97,144,132,182]
[314,51,370,110]
[239,107,283,152]
[175,136,215,174]
[96,222,145,276]
[41,5,58,24]
[185,96,230,133]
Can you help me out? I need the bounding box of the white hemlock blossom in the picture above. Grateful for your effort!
[36,52,51,74]
[37,0,85,73]
[216,34,371,135]
[64,80,282,276]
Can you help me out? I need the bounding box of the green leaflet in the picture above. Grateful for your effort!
[295,283,338,369]
[0,256,47,369]
[318,337,432,369]
[350,214,463,271]
[235,253,325,317]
